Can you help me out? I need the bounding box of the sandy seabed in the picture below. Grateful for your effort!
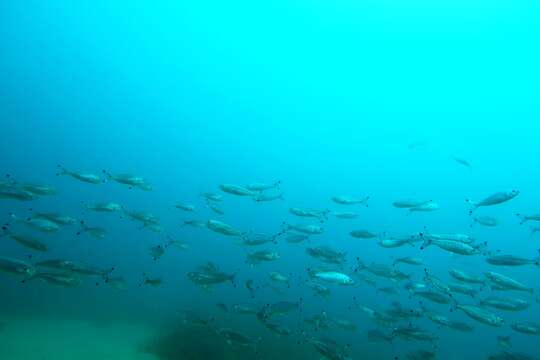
[0,316,158,360]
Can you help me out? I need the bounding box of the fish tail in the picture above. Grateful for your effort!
[516,213,527,225]
[56,164,68,176]
[101,169,112,179]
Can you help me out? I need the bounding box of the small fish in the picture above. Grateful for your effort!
[149,245,165,261]
[497,335,512,349]
[207,219,243,237]
[408,201,439,213]
[393,256,423,266]
[200,192,223,202]
[393,199,431,209]
[102,170,151,190]
[246,181,281,192]
[448,269,485,284]
[332,195,370,206]
[453,156,472,170]
[516,213,540,225]
[283,222,323,235]
[350,230,378,239]
[486,254,539,267]
[2,230,48,252]
[253,192,284,202]
[331,211,358,219]
[455,304,505,327]
[174,203,195,212]
[285,233,309,243]
[309,270,354,285]
[83,202,123,212]
[219,184,258,196]
[77,221,107,239]
[510,322,540,335]
[480,296,529,311]
[466,190,519,212]
[208,203,225,215]
[33,272,81,287]
[140,274,163,287]
[485,272,534,293]
[57,165,102,184]
[472,215,500,227]
[246,250,280,265]
[182,219,207,228]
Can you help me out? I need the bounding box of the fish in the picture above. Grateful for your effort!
[269,271,289,284]
[306,246,346,264]
[516,213,540,225]
[246,250,280,265]
[392,199,431,208]
[421,236,485,255]
[448,269,485,284]
[182,219,207,228]
[356,261,410,282]
[329,211,357,220]
[237,232,277,246]
[56,165,102,184]
[149,245,165,260]
[83,202,123,212]
[2,230,48,252]
[283,223,323,235]
[480,296,530,311]
[392,325,438,343]
[200,192,223,202]
[208,203,225,215]
[33,212,77,225]
[349,230,378,239]
[378,236,417,248]
[497,335,512,349]
[207,220,244,237]
[332,195,370,206]
[230,303,259,314]
[309,270,354,285]
[466,190,519,211]
[187,263,235,287]
[448,282,478,297]
[510,322,540,335]
[124,210,159,226]
[174,203,195,211]
[253,192,284,202]
[77,221,107,239]
[219,184,257,196]
[484,272,534,293]
[306,336,351,360]
[289,207,329,221]
[140,275,163,287]
[33,272,81,287]
[408,201,440,213]
[413,290,453,304]
[246,181,281,192]
[0,256,37,280]
[305,281,331,297]
[455,304,505,327]
[393,256,423,266]
[285,233,309,243]
[453,156,472,170]
[10,214,59,233]
[102,170,151,190]
[486,254,539,267]
[473,215,500,227]
[35,259,111,278]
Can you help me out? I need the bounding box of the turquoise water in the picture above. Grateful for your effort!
[1,1,540,359]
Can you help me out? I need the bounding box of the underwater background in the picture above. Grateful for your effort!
[1,0,540,359]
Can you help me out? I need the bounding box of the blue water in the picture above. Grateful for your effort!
[1,1,540,359]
